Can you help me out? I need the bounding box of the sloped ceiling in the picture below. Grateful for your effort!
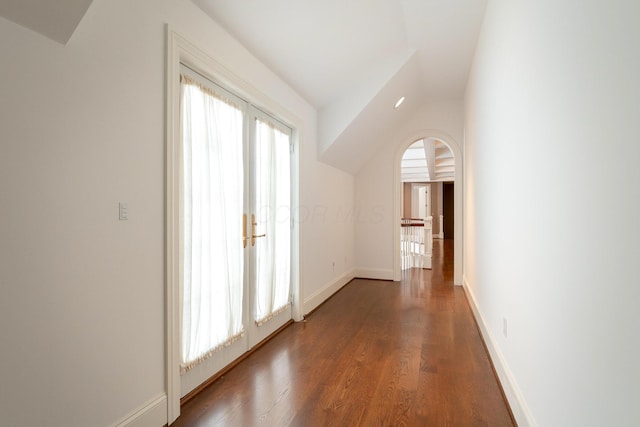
[194,0,409,108]
[193,0,486,174]
[0,0,93,44]
[0,0,485,173]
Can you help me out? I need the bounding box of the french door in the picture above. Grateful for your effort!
[179,65,292,396]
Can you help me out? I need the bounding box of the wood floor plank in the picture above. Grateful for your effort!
[172,240,514,426]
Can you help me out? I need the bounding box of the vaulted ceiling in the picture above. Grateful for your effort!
[0,0,487,175]
[194,0,487,174]
[194,0,487,109]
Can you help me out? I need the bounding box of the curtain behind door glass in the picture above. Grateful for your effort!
[254,119,291,325]
[180,75,244,371]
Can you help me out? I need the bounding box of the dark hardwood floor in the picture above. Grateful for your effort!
[172,240,514,426]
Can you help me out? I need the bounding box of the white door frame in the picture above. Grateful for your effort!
[410,183,430,220]
[393,132,462,284]
[165,27,301,424]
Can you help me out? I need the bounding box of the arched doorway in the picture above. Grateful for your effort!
[393,131,463,284]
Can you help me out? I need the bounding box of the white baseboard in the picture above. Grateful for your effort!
[303,269,355,315]
[112,394,167,427]
[462,276,536,427]
[354,268,394,281]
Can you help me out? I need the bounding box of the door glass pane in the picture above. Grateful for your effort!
[254,118,291,325]
[180,75,245,370]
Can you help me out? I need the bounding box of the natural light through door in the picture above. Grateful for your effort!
[180,74,245,372]
[177,66,292,397]
[253,117,291,326]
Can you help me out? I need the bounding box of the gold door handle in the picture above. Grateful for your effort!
[242,214,248,248]
[251,214,266,247]
[252,233,266,246]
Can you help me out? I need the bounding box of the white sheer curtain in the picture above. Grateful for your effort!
[180,75,244,372]
[254,119,291,325]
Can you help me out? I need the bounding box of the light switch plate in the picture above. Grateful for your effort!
[119,202,128,220]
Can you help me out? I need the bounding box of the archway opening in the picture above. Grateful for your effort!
[399,138,455,273]
[393,133,462,285]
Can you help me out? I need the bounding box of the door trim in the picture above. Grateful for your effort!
[165,26,301,424]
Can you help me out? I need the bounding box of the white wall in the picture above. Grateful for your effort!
[355,101,463,280]
[463,0,640,425]
[299,157,355,314]
[0,0,354,425]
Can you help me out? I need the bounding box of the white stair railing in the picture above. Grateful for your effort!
[401,217,433,270]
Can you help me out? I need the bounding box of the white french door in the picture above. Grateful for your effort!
[178,65,292,397]
[246,109,293,345]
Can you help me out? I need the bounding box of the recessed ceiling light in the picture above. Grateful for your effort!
[394,96,405,109]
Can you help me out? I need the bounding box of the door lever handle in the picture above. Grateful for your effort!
[251,214,266,246]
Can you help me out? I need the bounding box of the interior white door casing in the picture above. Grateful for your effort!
[411,186,421,219]
[411,183,430,220]
[166,28,301,424]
